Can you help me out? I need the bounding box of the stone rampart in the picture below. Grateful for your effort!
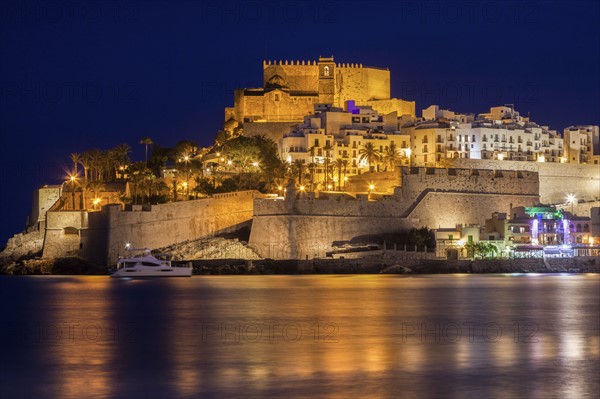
[249,167,540,259]
[42,211,89,258]
[103,191,260,265]
[41,191,261,265]
[451,159,599,204]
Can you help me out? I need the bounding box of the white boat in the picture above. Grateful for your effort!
[111,249,192,277]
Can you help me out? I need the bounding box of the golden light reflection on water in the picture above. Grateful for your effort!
[44,277,113,399]
[12,274,597,398]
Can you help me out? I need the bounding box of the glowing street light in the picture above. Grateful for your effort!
[299,185,305,192]
[92,197,101,210]
[369,184,375,191]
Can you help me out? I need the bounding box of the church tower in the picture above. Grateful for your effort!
[317,56,335,105]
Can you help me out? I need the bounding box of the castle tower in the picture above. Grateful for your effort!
[318,56,335,105]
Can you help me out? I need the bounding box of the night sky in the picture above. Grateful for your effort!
[0,0,598,244]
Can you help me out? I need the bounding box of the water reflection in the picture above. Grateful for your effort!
[1,274,598,398]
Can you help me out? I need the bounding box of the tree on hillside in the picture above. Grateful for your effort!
[214,130,230,148]
[332,158,348,191]
[359,142,381,172]
[139,137,153,167]
[291,160,307,185]
[382,142,401,171]
[70,153,81,177]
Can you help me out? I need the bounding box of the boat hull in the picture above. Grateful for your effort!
[110,267,192,277]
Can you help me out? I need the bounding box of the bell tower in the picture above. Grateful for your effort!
[318,56,335,105]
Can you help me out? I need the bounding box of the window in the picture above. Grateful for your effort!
[448,234,454,240]
[314,139,319,147]
[324,66,330,76]
[472,134,476,142]
[468,235,473,243]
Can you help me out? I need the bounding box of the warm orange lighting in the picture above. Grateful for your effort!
[252,162,259,167]
[537,155,545,163]
[182,182,188,188]
[299,185,305,191]
[327,184,332,190]
[369,184,375,191]
[227,160,232,165]
[277,186,283,191]
[497,153,504,161]
[92,198,101,205]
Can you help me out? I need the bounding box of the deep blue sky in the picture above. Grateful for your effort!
[1,0,599,244]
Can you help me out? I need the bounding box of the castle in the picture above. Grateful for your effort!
[2,56,599,267]
[224,56,415,142]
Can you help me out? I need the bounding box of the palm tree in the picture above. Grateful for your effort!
[80,151,91,182]
[358,142,381,172]
[382,142,401,171]
[291,160,306,185]
[332,159,348,191]
[323,144,333,189]
[112,143,132,177]
[70,153,81,177]
[139,137,153,167]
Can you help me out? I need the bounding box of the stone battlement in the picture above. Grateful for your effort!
[262,60,370,69]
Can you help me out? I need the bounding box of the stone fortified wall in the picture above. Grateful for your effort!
[42,191,261,266]
[249,168,540,259]
[29,186,62,229]
[450,159,600,204]
[335,65,390,106]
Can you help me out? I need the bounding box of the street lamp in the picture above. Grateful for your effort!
[92,197,101,211]
[404,148,412,166]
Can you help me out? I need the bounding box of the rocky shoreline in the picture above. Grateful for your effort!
[2,253,598,275]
